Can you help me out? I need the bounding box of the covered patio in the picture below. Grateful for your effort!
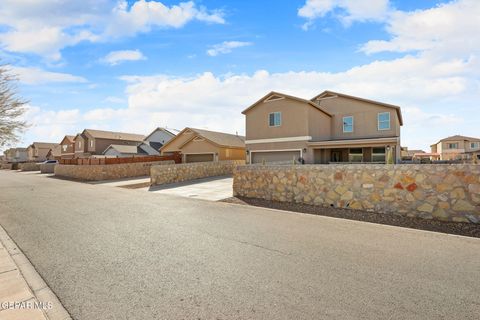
[308,137,400,164]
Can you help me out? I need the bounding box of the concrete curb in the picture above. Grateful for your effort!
[0,225,71,320]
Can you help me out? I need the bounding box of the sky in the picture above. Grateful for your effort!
[1,0,479,152]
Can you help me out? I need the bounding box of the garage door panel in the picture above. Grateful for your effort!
[185,153,214,163]
[251,151,300,164]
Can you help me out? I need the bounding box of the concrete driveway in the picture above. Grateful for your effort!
[145,175,233,201]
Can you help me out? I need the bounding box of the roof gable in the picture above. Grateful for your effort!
[144,127,176,141]
[241,91,332,117]
[160,127,245,151]
[311,90,403,125]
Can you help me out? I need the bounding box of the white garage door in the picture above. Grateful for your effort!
[251,151,301,164]
[185,153,214,163]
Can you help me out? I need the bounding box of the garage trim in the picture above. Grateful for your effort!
[249,149,303,164]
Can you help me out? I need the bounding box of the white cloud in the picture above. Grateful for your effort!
[361,0,480,59]
[206,41,253,57]
[298,0,390,29]
[8,66,87,85]
[0,0,224,60]
[101,49,146,65]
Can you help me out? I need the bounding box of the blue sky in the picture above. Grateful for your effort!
[1,0,479,152]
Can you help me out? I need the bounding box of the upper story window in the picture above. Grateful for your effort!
[62,145,67,152]
[269,112,281,127]
[378,112,391,130]
[78,141,82,148]
[90,140,94,148]
[447,143,459,149]
[343,116,353,133]
[471,142,479,149]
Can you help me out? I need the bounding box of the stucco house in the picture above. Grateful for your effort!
[27,142,60,162]
[243,90,403,164]
[103,142,160,157]
[59,135,76,159]
[3,147,28,163]
[431,135,480,160]
[46,145,62,160]
[160,127,245,163]
[74,129,145,158]
[144,127,176,151]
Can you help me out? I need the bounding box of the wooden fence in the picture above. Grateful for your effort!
[59,153,181,165]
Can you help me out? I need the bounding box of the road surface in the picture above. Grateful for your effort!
[0,170,479,319]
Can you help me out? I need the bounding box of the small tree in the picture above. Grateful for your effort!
[0,65,27,148]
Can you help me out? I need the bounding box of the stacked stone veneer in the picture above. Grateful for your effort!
[151,160,245,186]
[19,163,41,171]
[1,163,13,170]
[40,163,56,174]
[233,164,480,223]
[55,160,174,181]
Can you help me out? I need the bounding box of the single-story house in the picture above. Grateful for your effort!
[103,142,160,157]
[160,127,245,163]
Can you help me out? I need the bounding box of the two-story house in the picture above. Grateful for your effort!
[431,135,480,160]
[3,147,28,163]
[243,90,403,164]
[74,129,145,158]
[27,142,60,162]
[59,135,76,159]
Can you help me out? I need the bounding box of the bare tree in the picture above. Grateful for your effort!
[0,65,27,148]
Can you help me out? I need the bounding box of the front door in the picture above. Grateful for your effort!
[331,151,341,162]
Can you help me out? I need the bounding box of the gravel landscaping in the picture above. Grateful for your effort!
[221,196,480,238]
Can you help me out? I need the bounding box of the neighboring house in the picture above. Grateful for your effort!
[74,129,145,158]
[242,90,403,164]
[401,148,426,161]
[431,135,480,161]
[27,143,60,162]
[3,148,28,163]
[103,142,160,157]
[46,145,62,160]
[59,135,76,159]
[144,127,176,151]
[160,127,245,163]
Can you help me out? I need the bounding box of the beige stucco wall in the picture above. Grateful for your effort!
[151,160,245,186]
[233,164,480,223]
[244,98,315,140]
[317,96,401,140]
[161,130,196,154]
[54,160,174,181]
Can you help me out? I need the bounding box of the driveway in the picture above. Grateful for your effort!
[0,170,479,320]
[145,175,233,201]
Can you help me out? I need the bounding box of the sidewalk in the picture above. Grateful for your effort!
[0,226,71,320]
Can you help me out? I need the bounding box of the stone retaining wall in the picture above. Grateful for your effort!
[233,164,480,223]
[40,163,56,174]
[151,160,245,186]
[19,163,41,171]
[1,163,13,170]
[55,160,174,181]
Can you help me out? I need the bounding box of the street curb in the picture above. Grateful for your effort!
[0,225,72,320]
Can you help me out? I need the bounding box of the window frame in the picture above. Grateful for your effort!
[268,112,282,127]
[377,112,391,131]
[471,142,479,149]
[342,116,354,133]
[348,147,363,162]
[372,147,386,163]
[447,143,459,149]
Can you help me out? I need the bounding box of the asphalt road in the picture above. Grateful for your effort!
[0,170,479,320]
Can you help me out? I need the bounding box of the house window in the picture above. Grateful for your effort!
[269,112,281,127]
[471,142,479,149]
[90,140,94,148]
[378,112,391,130]
[349,148,363,162]
[62,145,67,152]
[372,147,386,162]
[447,143,458,149]
[78,141,82,148]
[343,116,353,133]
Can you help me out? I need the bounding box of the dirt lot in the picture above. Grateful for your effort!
[222,197,480,238]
